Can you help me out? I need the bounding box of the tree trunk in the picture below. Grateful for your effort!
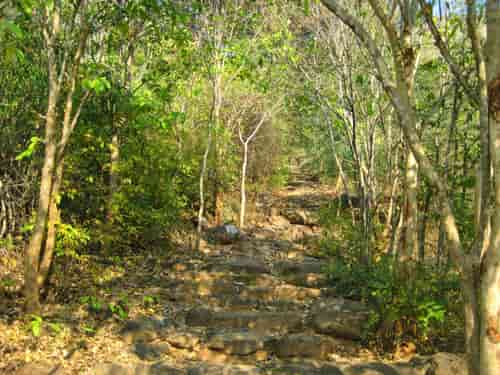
[24,21,60,312]
[240,143,248,228]
[480,2,500,374]
[24,100,57,314]
[38,162,63,290]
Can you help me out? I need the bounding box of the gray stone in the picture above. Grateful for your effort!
[91,362,184,375]
[134,342,170,361]
[207,332,267,355]
[186,308,303,334]
[188,364,262,375]
[207,225,242,244]
[267,334,337,359]
[15,362,64,375]
[309,300,371,340]
[343,363,400,375]
[267,364,343,375]
[121,316,165,344]
[166,332,200,350]
[430,353,467,375]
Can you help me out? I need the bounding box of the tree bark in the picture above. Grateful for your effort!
[24,7,60,313]
[480,2,500,374]
[240,143,248,228]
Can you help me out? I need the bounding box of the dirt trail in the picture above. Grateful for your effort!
[9,174,462,374]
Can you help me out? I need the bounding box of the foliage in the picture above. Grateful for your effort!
[322,208,462,351]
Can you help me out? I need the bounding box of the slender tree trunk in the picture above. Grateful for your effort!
[240,143,248,228]
[481,2,500,374]
[418,184,432,262]
[24,97,57,314]
[24,14,60,312]
[403,149,418,262]
[197,124,212,250]
[38,162,63,289]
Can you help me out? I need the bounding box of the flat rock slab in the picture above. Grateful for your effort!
[121,316,166,344]
[275,260,328,287]
[308,299,371,340]
[90,362,184,375]
[134,342,170,360]
[208,257,270,275]
[186,308,303,333]
[430,352,467,375]
[207,331,268,355]
[15,362,65,375]
[267,334,337,360]
[166,332,201,350]
[267,363,343,375]
[343,363,401,375]
[188,364,262,375]
[275,260,325,275]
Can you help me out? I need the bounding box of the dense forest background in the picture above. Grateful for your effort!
[1,1,500,374]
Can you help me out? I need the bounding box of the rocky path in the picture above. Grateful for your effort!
[15,174,465,375]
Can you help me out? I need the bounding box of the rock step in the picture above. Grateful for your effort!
[185,308,303,334]
[17,354,466,375]
[169,278,324,308]
[202,331,346,360]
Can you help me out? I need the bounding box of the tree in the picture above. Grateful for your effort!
[24,0,99,313]
[319,0,500,373]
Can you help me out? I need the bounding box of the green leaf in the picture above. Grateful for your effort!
[16,136,41,161]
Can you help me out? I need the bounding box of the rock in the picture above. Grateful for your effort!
[188,364,262,375]
[207,225,242,244]
[90,362,184,375]
[343,363,400,375]
[267,333,337,359]
[392,357,435,375]
[269,364,343,375]
[268,215,290,227]
[275,260,328,287]
[186,308,303,334]
[15,362,64,375]
[282,208,317,225]
[185,307,213,326]
[225,257,270,274]
[430,352,467,375]
[309,299,371,340]
[207,331,267,356]
[134,342,170,360]
[167,332,200,350]
[120,316,165,344]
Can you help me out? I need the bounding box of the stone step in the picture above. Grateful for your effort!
[308,299,372,341]
[185,308,303,334]
[266,333,340,360]
[204,256,270,275]
[268,363,343,375]
[274,260,328,287]
[188,364,262,375]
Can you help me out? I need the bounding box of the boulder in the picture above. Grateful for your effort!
[343,363,400,375]
[430,353,467,375]
[186,308,303,334]
[207,225,242,244]
[309,299,371,340]
[134,342,170,360]
[207,331,267,356]
[90,362,184,375]
[188,364,262,375]
[269,364,343,375]
[167,332,201,350]
[267,333,337,359]
[15,362,64,375]
[276,260,328,287]
[120,316,166,344]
